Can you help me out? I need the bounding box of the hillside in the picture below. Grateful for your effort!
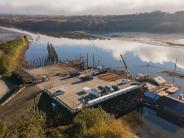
[0,36,29,76]
[0,11,184,38]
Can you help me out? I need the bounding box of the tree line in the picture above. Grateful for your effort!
[1,11,184,37]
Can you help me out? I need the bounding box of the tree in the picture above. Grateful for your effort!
[15,109,46,138]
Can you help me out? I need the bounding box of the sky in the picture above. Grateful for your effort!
[0,0,184,15]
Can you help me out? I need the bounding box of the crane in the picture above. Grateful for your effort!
[120,54,128,72]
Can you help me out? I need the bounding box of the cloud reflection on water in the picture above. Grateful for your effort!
[1,27,184,70]
[36,35,184,70]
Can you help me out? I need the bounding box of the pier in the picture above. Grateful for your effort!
[33,65,143,114]
[161,70,184,79]
[12,60,184,126]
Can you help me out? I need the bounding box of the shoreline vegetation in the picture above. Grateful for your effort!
[0,107,138,138]
[0,36,29,76]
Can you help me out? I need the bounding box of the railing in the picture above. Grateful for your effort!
[86,85,141,107]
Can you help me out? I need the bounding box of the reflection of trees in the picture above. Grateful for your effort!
[121,110,144,129]
[46,42,59,64]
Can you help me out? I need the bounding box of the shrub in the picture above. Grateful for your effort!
[0,36,29,76]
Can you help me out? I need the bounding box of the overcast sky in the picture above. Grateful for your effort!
[0,0,184,15]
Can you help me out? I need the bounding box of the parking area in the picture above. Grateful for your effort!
[24,64,77,81]
[38,69,132,112]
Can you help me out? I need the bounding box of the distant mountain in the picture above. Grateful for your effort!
[0,11,184,37]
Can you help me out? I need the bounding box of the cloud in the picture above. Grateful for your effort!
[0,0,184,15]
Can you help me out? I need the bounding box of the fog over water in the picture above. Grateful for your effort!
[1,0,184,15]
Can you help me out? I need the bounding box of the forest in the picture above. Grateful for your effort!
[0,11,184,38]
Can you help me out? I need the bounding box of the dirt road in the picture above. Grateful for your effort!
[0,85,41,124]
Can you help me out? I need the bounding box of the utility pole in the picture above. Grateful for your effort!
[120,53,130,79]
[98,55,100,66]
[93,53,95,68]
[86,53,89,69]
[120,54,128,71]
[173,58,177,83]
[174,58,177,73]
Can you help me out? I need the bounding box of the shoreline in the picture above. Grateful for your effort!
[0,35,29,100]
[2,26,184,49]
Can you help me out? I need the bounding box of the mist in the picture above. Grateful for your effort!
[0,0,184,15]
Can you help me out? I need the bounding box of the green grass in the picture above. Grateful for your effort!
[0,107,138,138]
[0,36,29,76]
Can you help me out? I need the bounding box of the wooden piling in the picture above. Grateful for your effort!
[93,53,95,68]
[86,53,89,69]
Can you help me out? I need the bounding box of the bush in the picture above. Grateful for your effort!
[46,127,68,138]
[15,109,46,138]
[0,36,29,76]
[0,108,137,138]
[0,108,67,138]
[69,108,127,138]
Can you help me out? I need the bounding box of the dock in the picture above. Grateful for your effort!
[139,74,184,126]
[12,60,184,126]
[14,61,83,84]
[161,70,184,79]
[142,76,180,96]
[37,67,143,114]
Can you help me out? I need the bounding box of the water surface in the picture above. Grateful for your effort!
[1,27,184,138]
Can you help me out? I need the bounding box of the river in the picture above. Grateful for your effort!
[1,26,184,138]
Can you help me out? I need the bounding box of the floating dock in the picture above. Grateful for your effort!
[161,70,184,79]
[143,76,180,96]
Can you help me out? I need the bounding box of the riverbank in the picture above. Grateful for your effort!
[2,26,184,49]
[0,29,24,43]
[0,36,29,76]
[0,35,29,101]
